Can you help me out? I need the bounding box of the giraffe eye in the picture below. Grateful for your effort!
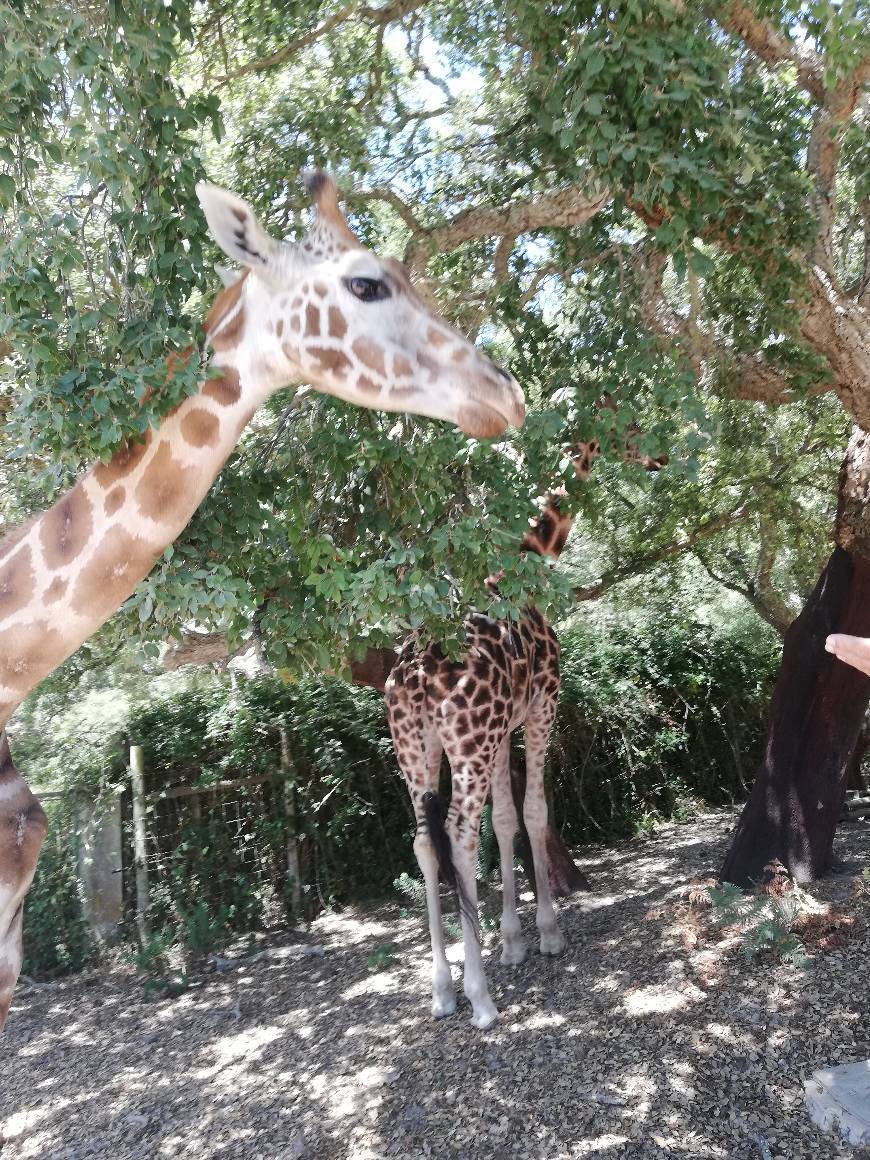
[344,276,391,302]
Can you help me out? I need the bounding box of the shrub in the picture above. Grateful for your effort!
[22,802,92,978]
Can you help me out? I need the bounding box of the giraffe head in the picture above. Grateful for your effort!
[195,173,525,437]
[521,419,669,558]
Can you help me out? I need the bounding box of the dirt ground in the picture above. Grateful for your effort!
[3,810,870,1160]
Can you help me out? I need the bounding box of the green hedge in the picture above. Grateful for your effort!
[22,613,780,972]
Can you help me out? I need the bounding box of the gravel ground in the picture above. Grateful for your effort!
[3,809,870,1160]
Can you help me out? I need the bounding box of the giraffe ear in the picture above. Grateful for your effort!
[196,183,282,276]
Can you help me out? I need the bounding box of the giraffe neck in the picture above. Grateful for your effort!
[0,288,265,728]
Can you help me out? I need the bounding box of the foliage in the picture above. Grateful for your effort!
[2,0,864,673]
[22,801,91,978]
[705,862,816,966]
[549,607,781,841]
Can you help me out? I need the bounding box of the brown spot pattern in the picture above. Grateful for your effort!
[104,487,126,516]
[181,408,221,449]
[39,485,94,571]
[352,338,386,377]
[204,271,249,336]
[394,354,413,376]
[44,576,68,605]
[0,621,66,693]
[203,367,241,407]
[71,528,159,622]
[93,431,153,489]
[310,347,352,377]
[0,546,34,619]
[134,441,199,525]
[305,304,321,337]
[328,307,347,339]
[210,300,246,352]
[357,374,380,394]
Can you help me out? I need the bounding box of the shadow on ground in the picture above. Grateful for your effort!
[2,810,869,1159]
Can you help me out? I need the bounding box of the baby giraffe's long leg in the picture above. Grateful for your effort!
[490,736,526,966]
[387,708,455,1019]
[523,696,565,956]
[441,737,504,1030]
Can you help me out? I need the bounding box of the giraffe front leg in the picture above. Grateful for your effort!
[491,740,526,966]
[524,706,565,957]
[386,694,456,1021]
[0,735,48,1030]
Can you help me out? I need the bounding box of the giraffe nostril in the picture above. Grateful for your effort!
[493,365,513,382]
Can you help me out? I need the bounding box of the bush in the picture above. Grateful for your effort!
[548,615,780,842]
[22,802,92,978]
[17,610,781,968]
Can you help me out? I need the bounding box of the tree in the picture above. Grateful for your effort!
[1,1,867,879]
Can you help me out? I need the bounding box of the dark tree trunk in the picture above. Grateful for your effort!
[721,429,870,886]
[509,752,591,897]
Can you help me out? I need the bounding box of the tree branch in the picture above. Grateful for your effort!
[715,3,826,101]
[404,183,610,276]
[572,506,750,602]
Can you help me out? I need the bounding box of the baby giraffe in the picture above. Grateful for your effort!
[386,429,665,1028]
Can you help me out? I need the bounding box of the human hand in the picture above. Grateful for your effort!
[825,634,870,677]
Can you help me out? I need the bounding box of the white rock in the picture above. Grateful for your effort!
[805,1059,870,1146]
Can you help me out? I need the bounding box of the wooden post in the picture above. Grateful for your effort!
[130,745,150,945]
[279,726,303,921]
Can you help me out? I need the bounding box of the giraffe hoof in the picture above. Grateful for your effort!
[432,993,457,1019]
[470,1003,499,1031]
[539,929,565,956]
[500,942,528,967]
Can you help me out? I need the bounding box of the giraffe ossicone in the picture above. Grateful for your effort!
[0,168,525,1033]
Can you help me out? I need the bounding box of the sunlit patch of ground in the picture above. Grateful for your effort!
[2,809,869,1159]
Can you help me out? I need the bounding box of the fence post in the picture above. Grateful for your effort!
[130,744,150,944]
[279,726,303,920]
[76,792,124,938]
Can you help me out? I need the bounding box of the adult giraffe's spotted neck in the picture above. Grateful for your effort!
[0,168,525,1032]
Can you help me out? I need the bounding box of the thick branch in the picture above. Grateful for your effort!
[572,506,750,602]
[693,548,794,636]
[404,184,610,276]
[350,187,425,235]
[715,2,826,101]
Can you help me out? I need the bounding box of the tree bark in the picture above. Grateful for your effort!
[721,431,870,885]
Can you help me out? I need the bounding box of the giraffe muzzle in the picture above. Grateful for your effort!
[456,372,525,437]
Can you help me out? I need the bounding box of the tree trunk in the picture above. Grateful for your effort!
[721,429,870,886]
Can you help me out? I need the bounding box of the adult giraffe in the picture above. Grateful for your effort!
[0,171,524,1030]
[386,428,664,1029]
